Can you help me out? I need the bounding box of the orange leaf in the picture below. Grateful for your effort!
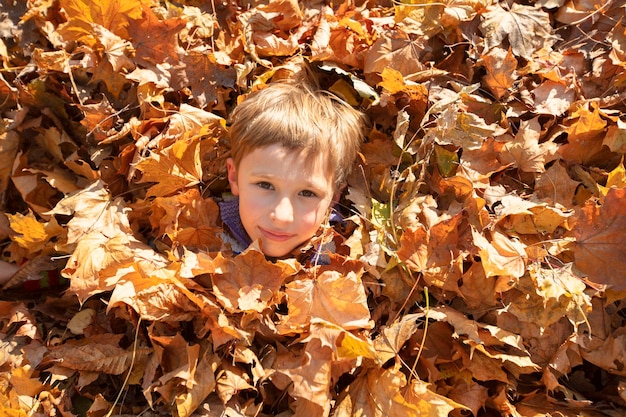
[281,267,371,333]
[396,213,464,294]
[57,0,146,46]
[272,339,333,416]
[334,365,420,417]
[574,187,626,291]
[472,228,527,281]
[533,160,580,207]
[135,136,204,197]
[128,6,186,68]
[482,46,517,100]
[211,248,298,313]
[150,188,222,251]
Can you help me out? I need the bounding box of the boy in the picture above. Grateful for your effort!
[219,82,366,258]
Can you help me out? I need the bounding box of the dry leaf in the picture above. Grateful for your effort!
[574,187,626,291]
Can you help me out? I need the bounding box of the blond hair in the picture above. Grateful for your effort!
[228,82,365,189]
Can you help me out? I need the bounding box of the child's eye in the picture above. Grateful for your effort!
[299,190,318,198]
[256,182,274,190]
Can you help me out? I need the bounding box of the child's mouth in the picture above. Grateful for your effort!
[259,227,295,242]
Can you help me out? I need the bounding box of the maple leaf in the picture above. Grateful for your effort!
[603,118,626,154]
[364,29,428,77]
[334,365,420,417]
[78,97,120,145]
[310,16,371,68]
[573,187,626,292]
[57,0,146,46]
[599,158,626,196]
[533,161,580,208]
[508,263,591,332]
[424,93,507,151]
[211,248,298,313]
[308,319,378,362]
[108,269,203,322]
[62,229,169,303]
[396,213,464,294]
[127,6,186,68]
[92,24,135,72]
[7,210,64,255]
[559,103,608,163]
[0,129,19,198]
[0,300,40,339]
[135,135,204,197]
[482,47,517,100]
[498,117,558,173]
[43,334,152,375]
[0,73,18,111]
[472,228,527,282]
[480,3,556,60]
[271,338,333,416]
[143,336,218,417]
[49,185,132,262]
[181,51,237,109]
[280,267,372,333]
[149,188,222,251]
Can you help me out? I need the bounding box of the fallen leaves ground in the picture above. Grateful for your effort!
[1,0,626,416]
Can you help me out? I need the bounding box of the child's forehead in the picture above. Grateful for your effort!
[243,144,335,176]
[247,144,329,164]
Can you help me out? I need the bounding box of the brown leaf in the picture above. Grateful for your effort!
[280,267,372,333]
[558,104,608,163]
[149,188,222,251]
[127,6,186,67]
[480,3,555,60]
[498,117,558,173]
[364,30,427,76]
[273,339,333,417]
[211,248,298,313]
[574,187,626,291]
[533,161,580,207]
[44,335,151,375]
[63,231,168,303]
[181,51,237,109]
[532,80,576,116]
[396,213,464,294]
[472,228,527,281]
[334,365,420,417]
[482,47,517,100]
[0,73,18,111]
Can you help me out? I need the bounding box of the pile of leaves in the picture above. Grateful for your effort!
[1,0,626,415]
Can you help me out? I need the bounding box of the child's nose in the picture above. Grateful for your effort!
[272,197,294,223]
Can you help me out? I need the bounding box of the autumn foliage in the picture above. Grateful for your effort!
[1,0,626,416]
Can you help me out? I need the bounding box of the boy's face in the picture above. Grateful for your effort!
[227,144,336,257]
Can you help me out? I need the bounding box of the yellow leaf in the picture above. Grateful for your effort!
[135,136,204,197]
[57,0,146,46]
[599,157,626,196]
[405,378,469,417]
[7,211,63,254]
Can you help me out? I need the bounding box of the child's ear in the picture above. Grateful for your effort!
[226,158,240,196]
